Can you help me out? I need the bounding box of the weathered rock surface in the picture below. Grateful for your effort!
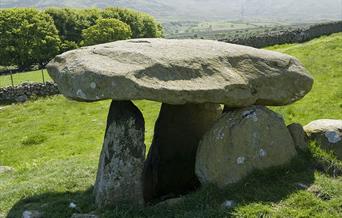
[304,119,342,159]
[0,82,59,105]
[144,103,222,202]
[47,38,313,107]
[288,123,308,151]
[71,214,99,218]
[195,105,297,188]
[22,210,43,218]
[94,101,145,207]
[154,197,184,207]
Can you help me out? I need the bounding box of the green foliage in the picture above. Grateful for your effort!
[46,7,163,47]
[101,7,163,38]
[0,7,162,69]
[269,33,342,124]
[59,40,78,53]
[21,134,48,146]
[0,8,60,69]
[308,141,342,175]
[82,18,132,46]
[45,8,101,44]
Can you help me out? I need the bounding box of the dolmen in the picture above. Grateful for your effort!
[47,38,313,207]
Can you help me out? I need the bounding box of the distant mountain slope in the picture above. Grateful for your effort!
[1,0,341,22]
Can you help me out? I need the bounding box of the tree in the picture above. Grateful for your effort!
[142,15,164,38]
[82,18,132,46]
[101,8,163,38]
[45,8,101,44]
[45,7,163,48]
[0,8,60,70]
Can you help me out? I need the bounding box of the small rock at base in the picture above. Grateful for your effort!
[155,197,184,207]
[287,123,308,151]
[22,210,43,218]
[16,95,28,103]
[221,200,236,209]
[295,182,308,189]
[71,213,99,218]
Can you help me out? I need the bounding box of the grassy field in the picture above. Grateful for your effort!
[0,33,342,217]
[0,70,51,88]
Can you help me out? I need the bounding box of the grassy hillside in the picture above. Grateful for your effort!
[269,33,342,124]
[0,33,341,217]
[2,0,341,22]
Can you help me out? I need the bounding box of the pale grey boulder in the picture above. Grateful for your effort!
[304,119,342,159]
[47,38,313,107]
[195,105,297,188]
[22,210,43,218]
[94,101,145,208]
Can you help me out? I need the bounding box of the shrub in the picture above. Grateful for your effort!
[45,8,101,44]
[101,7,163,38]
[0,8,60,70]
[82,18,132,46]
[21,134,47,146]
[46,7,163,48]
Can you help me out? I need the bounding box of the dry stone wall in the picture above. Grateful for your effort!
[220,21,342,48]
[0,82,59,105]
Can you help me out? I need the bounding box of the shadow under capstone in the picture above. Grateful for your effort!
[143,103,223,203]
[93,100,223,206]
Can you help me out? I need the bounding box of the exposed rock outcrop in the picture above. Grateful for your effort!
[288,123,308,151]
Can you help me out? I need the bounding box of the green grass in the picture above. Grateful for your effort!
[1,33,342,217]
[268,33,342,125]
[0,70,52,88]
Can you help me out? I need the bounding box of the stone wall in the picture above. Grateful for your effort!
[0,82,60,105]
[220,21,342,48]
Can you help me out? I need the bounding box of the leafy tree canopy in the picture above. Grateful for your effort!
[82,18,132,46]
[0,8,60,69]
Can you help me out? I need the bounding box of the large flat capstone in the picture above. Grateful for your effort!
[47,38,313,107]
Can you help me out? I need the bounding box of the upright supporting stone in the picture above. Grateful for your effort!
[94,101,145,208]
[144,103,222,202]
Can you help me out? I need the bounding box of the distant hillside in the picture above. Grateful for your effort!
[1,0,342,22]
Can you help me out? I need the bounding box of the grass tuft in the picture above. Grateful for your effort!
[20,134,48,146]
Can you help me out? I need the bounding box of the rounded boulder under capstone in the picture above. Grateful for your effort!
[195,105,297,188]
[47,38,313,107]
